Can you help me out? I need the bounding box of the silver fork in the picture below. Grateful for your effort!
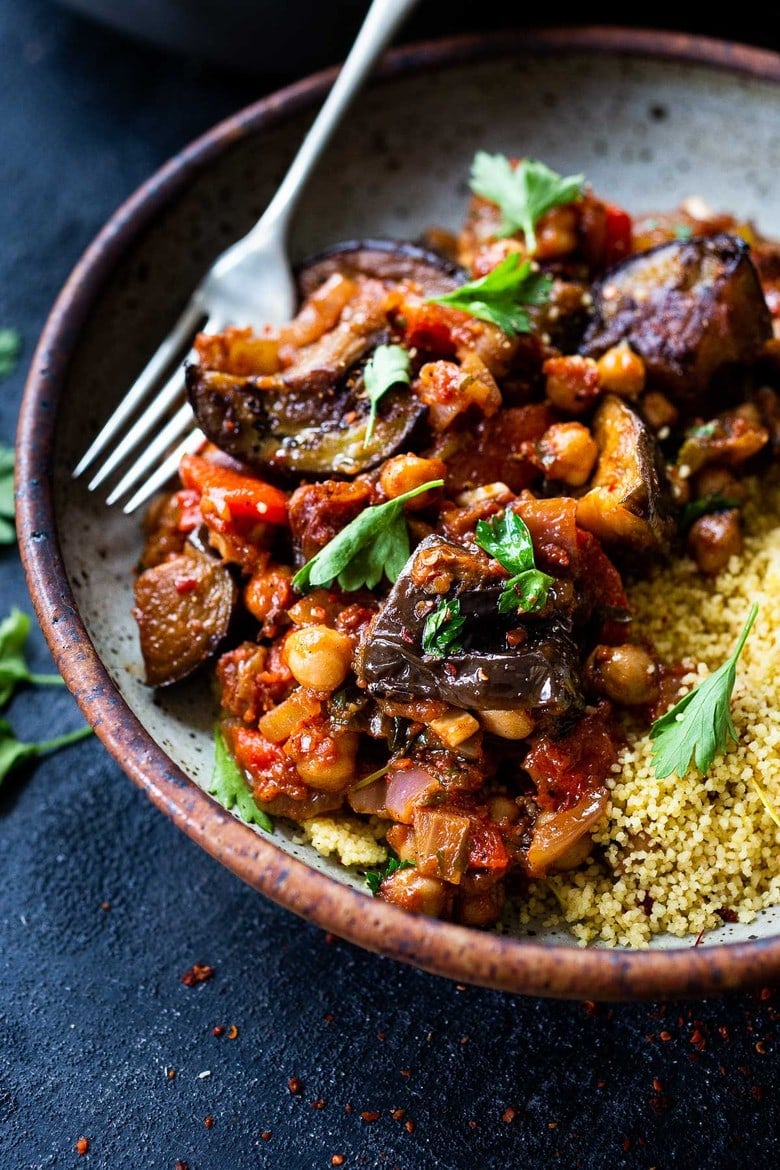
[73,0,419,514]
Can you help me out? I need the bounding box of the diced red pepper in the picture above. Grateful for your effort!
[467,819,510,872]
[602,202,633,269]
[179,453,289,527]
[394,297,460,356]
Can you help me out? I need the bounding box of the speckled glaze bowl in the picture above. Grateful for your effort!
[17,27,780,999]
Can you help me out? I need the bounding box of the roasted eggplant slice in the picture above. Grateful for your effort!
[357,535,582,721]
[132,544,238,687]
[575,394,676,556]
[186,365,425,479]
[295,238,466,300]
[580,233,772,408]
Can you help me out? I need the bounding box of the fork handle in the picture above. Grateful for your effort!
[247,0,419,241]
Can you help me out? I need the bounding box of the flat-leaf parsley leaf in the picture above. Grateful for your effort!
[365,856,415,896]
[470,152,585,254]
[0,716,92,786]
[0,330,21,380]
[363,344,411,446]
[0,608,65,705]
[292,479,444,594]
[475,509,553,615]
[422,597,466,658]
[428,253,551,337]
[649,603,759,779]
[0,442,15,545]
[209,727,274,833]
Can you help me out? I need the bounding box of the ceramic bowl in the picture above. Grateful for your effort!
[17,27,780,999]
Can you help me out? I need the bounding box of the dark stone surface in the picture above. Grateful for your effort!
[1,2,778,1167]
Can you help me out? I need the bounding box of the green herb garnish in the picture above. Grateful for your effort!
[0,608,66,705]
[0,330,21,380]
[422,597,466,658]
[678,494,741,536]
[469,152,585,254]
[649,603,759,779]
[428,253,551,337]
[292,479,444,595]
[365,856,415,897]
[363,344,411,446]
[209,727,274,833]
[474,509,553,615]
[0,443,15,545]
[0,716,92,786]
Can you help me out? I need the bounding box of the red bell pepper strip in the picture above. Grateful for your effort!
[179,453,289,527]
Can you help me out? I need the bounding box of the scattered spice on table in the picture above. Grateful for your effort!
[75,1137,89,1155]
[180,962,215,986]
[212,1024,225,1037]
[227,1024,239,1039]
[204,1116,214,1129]
[287,1076,302,1094]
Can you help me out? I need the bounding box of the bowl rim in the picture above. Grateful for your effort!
[16,25,780,1000]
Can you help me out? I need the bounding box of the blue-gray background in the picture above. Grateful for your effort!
[1,3,778,1167]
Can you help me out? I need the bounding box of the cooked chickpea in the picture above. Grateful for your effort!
[379,454,447,506]
[534,422,599,487]
[534,205,579,260]
[693,466,745,503]
[487,794,521,824]
[456,884,504,927]
[641,390,678,432]
[380,867,451,918]
[687,508,743,575]
[543,355,600,414]
[587,643,659,706]
[282,625,353,691]
[287,726,359,791]
[596,342,646,398]
[479,708,535,740]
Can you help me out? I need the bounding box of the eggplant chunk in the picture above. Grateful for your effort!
[186,365,426,479]
[357,535,583,721]
[133,545,238,687]
[575,395,676,555]
[295,238,466,300]
[580,233,772,407]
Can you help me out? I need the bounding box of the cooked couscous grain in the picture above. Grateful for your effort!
[300,814,389,869]
[519,474,780,946]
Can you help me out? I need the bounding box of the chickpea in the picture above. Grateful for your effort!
[693,466,745,504]
[586,643,659,706]
[379,454,447,506]
[596,342,646,398]
[534,205,579,260]
[286,724,359,791]
[479,708,535,740]
[641,390,678,432]
[456,882,505,927]
[487,794,521,824]
[687,508,743,575]
[380,866,452,918]
[243,563,293,635]
[533,422,599,487]
[282,625,353,691]
[543,355,600,415]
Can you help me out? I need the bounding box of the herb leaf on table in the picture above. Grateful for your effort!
[0,329,21,380]
[0,442,16,545]
[0,608,66,705]
[0,717,93,785]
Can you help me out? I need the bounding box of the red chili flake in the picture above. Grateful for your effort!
[659,1031,672,1042]
[693,928,706,946]
[100,901,111,912]
[261,1132,271,1142]
[76,1137,89,1156]
[324,933,335,945]
[716,906,738,923]
[760,987,772,1001]
[460,1036,470,1044]
[344,1103,353,1114]
[581,1000,597,1017]
[167,1068,176,1080]
[622,1139,631,1152]
[311,1099,326,1111]
[596,1080,607,1089]
[405,1120,415,1134]
[390,1109,406,1121]
[174,575,199,595]
[506,628,527,648]
[548,1121,558,1129]
[468,1120,477,1130]
[652,1078,663,1092]
[400,1068,412,1078]
[377,1032,386,1041]
[332,1157,345,1166]
[288,1077,302,1094]
[690,1029,706,1050]
[212,1025,225,1038]
[502,1108,517,1124]
[175,1163,189,1170]
[755,1041,767,1054]
[443,661,457,677]
[227,1025,239,1040]
[324,1013,334,1024]
[204,1116,214,1129]
[361,1111,380,1123]
[180,963,214,987]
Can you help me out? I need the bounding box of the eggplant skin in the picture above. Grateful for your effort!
[186,365,426,480]
[132,545,238,687]
[576,395,677,556]
[357,535,583,720]
[295,239,466,300]
[580,233,772,407]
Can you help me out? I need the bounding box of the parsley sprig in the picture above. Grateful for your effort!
[292,479,444,595]
[475,509,553,615]
[428,253,551,337]
[0,608,66,704]
[0,329,21,380]
[649,603,758,779]
[0,442,16,545]
[363,344,411,446]
[470,152,585,255]
[1,717,92,785]
[422,597,466,658]
[365,855,415,897]
[209,727,274,833]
